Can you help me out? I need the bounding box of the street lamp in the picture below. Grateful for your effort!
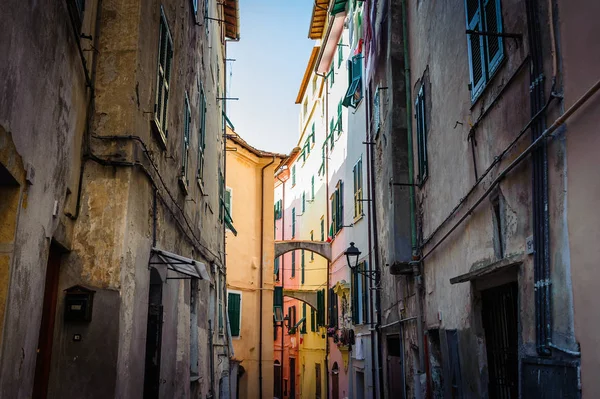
[344,242,378,280]
[345,242,361,270]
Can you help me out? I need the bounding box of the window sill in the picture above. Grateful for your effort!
[150,118,167,150]
[353,214,364,224]
[178,176,189,196]
[197,178,206,196]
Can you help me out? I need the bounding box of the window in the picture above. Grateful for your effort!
[274,257,280,281]
[197,84,206,183]
[320,217,325,241]
[343,55,363,108]
[302,192,306,213]
[301,250,305,284]
[292,208,296,238]
[228,291,242,337]
[336,101,343,133]
[351,262,370,324]
[316,289,325,327]
[353,157,363,218]
[288,306,297,330]
[218,169,224,222]
[329,64,335,87]
[181,93,191,188]
[329,288,339,328]
[330,182,344,236]
[311,307,317,332]
[311,175,315,200]
[292,165,296,186]
[465,0,504,100]
[415,86,428,182]
[274,286,283,314]
[337,38,344,68]
[373,87,381,135]
[310,231,314,261]
[301,303,307,334]
[274,199,283,220]
[154,8,174,141]
[291,251,296,277]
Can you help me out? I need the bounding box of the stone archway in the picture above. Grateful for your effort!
[274,240,331,261]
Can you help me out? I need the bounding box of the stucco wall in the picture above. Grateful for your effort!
[558,0,600,396]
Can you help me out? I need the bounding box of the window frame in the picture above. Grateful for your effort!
[415,85,428,184]
[227,290,242,338]
[154,7,174,145]
[465,0,505,102]
[197,81,207,187]
[353,157,363,219]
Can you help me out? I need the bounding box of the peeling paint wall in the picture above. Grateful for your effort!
[0,0,230,397]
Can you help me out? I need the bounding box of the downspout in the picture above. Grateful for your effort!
[276,174,286,397]
[365,90,378,398]
[260,156,276,399]
[525,0,551,356]
[316,70,330,399]
[401,0,425,378]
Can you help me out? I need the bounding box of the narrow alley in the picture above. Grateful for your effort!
[0,0,598,398]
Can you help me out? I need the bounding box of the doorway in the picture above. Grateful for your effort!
[355,370,365,399]
[331,362,339,399]
[289,357,296,399]
[32,244,62,398]
[387,335,404,398]
[274,360,282,399]
[143,268,164,399]
[482,282,518,398]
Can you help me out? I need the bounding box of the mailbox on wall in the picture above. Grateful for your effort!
[64,285,96,322]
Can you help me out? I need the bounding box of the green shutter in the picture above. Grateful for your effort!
[274,257,280,281]
[351,270,359,324]
[291,251,296,277]
[302,192,306,213]
[274,286,283,308]
[311,176,315,199]
[292,208,296,238]
[301,250,305,284]
[331,194,337,235]
[301,303,307,333]
[320,218,325,241]
[338,182,344,231]
[311,308,316,332]
[228,292,241,336]
[337,101,342,133]
[292,165,296,185]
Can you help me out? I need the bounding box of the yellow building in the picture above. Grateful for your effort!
[225,129,287,398]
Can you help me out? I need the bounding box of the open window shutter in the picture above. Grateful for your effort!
[483,0,504,75]
[361,262,369,323]
[224,190,231,215]
[338,183,344,231]
[331,194,337,235]
[465,0,486,98]
[311,308,316,332]
[347,59,353,86]
[228,293,240,336]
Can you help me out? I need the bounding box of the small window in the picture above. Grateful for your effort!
[465,0,504,100]
[329,288,339,328]
[181,93,191,189]
[197,83,207,184]
[415,86,428,183]
[353,157,363,218]
[227,291,242,337]
[154,8,174,141]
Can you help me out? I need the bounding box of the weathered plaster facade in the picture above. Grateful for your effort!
[0,0,238,397]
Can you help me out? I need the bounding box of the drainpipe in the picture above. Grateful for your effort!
[260,156,276,399]
[276,174,286,396]
[525,0,552,356]
[401,0,425,378]
[364,80,378,398]
[316,70,330,399]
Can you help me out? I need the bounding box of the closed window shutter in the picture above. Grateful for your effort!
[338,183,344,231]
[351,271,359,324]
[311,308,316,332]
[331,195,337,235]
[483,0,504,74]
[337,102,342,132]
[274,286,283,308]
[465,0,486,98]
[362,262,369,323]
[301,303,307,333]
[228,293,241,336]
[301,250,305,284]
[291,251,296,277]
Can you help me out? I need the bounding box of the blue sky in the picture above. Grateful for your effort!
[226,0,315,154]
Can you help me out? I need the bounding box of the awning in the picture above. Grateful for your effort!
[449,255,522,284]
[150,248,211,281]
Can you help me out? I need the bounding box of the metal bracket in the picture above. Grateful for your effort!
[466,29,523,47]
